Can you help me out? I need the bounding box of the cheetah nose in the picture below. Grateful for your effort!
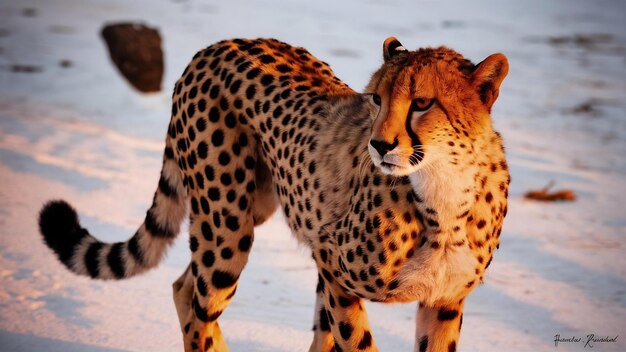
[370,138,398,157]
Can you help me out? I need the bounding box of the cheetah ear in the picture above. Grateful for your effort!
[471,53,509,110]
[383,37,408,61]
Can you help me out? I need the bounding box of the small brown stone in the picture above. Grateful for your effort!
[101,22,164,92]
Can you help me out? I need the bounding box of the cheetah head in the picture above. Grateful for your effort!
[365,37,509,176]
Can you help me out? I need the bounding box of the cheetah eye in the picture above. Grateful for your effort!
[411,98,434,112]
[370,94,381,106]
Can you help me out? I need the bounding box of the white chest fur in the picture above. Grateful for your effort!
[392,162,479,305]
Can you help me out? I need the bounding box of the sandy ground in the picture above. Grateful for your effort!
[0,0,625,351]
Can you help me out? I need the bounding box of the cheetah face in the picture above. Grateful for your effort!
[365,37,508,176]
[366,97,434,176]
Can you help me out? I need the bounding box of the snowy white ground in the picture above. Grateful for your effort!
[1,0,625,351]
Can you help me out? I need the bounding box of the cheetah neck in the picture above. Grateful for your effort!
[408,161,478,232]
[407,134,496,233]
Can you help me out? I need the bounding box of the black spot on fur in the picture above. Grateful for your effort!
[238,196,248,211]
[246,68,261,79]
[221,247,233,259]
[212,130,224,146]
[339,322,353,340]
[193,294,208,322]
[191,261,198,276]
[276,64,292,73]
[197,142,208,159]
[322,268,333,282]
[197,275,208,296]
[244,156,255,169]
[319,307,331,331]
[358,331,372,349]
[259,55,276,64]
[209,106,220,122]
[201,221,213,241]
[207,309,223,322]
[338,296,355,308]
[234,168,246,184]
[238,235,252,251]
[196,117,207,132]
[260,74,274,86]
[219,151,231,165]
[212,270,237,288]
[449,340,457,352]
[202,250,215,267]
[204,337,213,350]
[189,236,199,252]
[246,85,256,99]
[208,187,220,201]
[485,256,493,269]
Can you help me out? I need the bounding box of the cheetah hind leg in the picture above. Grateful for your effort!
[179,150,277,351]
[173,264,193,329]
[179,201,255,351]
[173,261,229,351]
[309,276,336,352]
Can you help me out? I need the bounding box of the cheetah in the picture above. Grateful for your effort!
[39,37,510,352]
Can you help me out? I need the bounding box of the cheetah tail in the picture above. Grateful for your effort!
[38,141,187,280]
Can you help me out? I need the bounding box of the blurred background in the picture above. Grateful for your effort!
[0,0,625,351]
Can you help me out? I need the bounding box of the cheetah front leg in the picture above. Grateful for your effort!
[315,272,378,352]
[414,300,464,352]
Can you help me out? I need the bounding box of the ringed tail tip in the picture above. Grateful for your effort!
[39,200,86,265]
